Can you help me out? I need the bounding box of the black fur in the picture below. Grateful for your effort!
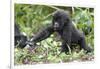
[15,24,27,48]
[29,10,92,54]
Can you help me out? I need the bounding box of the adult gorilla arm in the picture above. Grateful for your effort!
[15,24,28,48]
[30,25,54,43]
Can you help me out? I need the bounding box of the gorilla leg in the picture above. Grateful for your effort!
[61,42,69,53]
[79,36,92,52]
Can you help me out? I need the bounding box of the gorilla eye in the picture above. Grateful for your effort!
[54,17,61,21]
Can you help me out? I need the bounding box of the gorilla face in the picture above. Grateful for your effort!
[52,10,70,31]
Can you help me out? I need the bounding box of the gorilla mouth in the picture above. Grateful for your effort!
[54,27,59,31]
[54,26,63,31]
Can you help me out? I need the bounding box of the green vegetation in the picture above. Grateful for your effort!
[14,4,94,65]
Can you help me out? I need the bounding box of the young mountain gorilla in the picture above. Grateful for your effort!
[15,24,28,48]
[28,10,92,54]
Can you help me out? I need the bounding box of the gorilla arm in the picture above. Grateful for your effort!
[30,25,54,43]
[60,24,72,53]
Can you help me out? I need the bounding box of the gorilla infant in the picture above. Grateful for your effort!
[28,10,92,54]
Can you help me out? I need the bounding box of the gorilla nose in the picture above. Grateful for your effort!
[54,22,59,28]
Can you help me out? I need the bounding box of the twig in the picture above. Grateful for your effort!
[66,43,72,54]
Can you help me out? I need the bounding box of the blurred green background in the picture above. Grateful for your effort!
[14,4,94,65]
